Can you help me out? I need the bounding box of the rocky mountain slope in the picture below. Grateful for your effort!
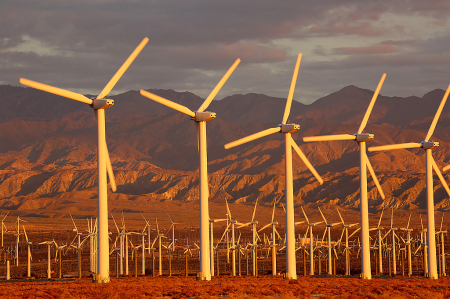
[1,84,450,217]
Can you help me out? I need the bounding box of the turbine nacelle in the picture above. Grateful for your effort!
[421,141,439,150]
[354,133,374,143]
[91,98,114,110]
[279,124,300,133]
[194,111,216,122]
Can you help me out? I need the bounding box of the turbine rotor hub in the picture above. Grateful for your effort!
[194,111,216,122]
[279,123,300,133]
[355,133,374,142]
[421,141,439,150]
[91,98,114,110]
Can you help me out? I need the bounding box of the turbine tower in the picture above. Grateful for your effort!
[368,84,450,279]
[225,54,323,279]
[303,74,387,279]
[20,37,149,283]
[139,58,241,280]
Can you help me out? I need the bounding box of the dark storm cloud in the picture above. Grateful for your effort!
[0,0,449,102]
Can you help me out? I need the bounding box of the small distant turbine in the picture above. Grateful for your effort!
[20,37,149,283]
[303,74,387,279]
[369,84,450,279]
[225,54,323,279]
[140,58,240,281]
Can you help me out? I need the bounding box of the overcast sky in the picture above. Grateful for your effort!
[1,0,450,104]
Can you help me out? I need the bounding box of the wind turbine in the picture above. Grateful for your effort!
[258,203,281,276]
[369,84,450,279]
[1,212,8,247]
[303,74,387,279]
[236,199,259,276]
[318,207,342,275]
[140,58,240,280]
[20,37,149,283]
[225,54,323,279]
[301,206,323,275]
[13,215,26,266]
[23,226,32,278]
[209,217,227,276]
[436,213,447,276]
[39,240,54,279]
[336,208,360,276]
[399,212,413,276]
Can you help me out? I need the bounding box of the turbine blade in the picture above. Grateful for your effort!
[24,226,28,243]
[197,58,241,112]
[349,227,361,239]
[366,154,385,199]
[443,164,450,172]
[105,141,117,192]
[301,206,309,224]
[318,207,327,225]
[432,157,450,197]
[378,209,384,228]
[321,227,327,243]
[336,208,345,226]
[303,134,356,142]
[97,37,149,99]
[226,199,232,220]
[258,223,271,233]
[424,83,450,142]
[140,90,195,117]
[440,213,444,232]
[357,73,386,134]
[271,203,276,223]
[251,199,258,222]
[291,137,323,184]
[20,78,93,105]
[282,53,302,124]
[224,127,281,149]
[368,143,422,152]
[391,209,393,228]
[407,212,411,230]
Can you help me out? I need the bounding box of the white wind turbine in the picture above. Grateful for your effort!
[235,199,259,276]
[1,212,9,247]
[258,203,281,276]
[23,226,32,278]
[368,84,450,279]
[435,213,447,276]
[225,54,323,279]
[301,206,323,275]
[39,240,54,279]
[399,212,413,276]
[140,58,240,280]
[13,215,26,266]
[20,37,149,283]
[318,207,342,275]
[303,74,387,279]
[336,208,360,276]
[209,216,227,276]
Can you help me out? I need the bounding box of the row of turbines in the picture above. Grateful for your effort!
[18,36,450,282]
[0,206,448,281]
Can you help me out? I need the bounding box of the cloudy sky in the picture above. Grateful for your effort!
[1,0,450,104]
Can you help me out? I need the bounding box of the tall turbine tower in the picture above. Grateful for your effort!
[303,74,387,279]
[369,84,450,279]
[20,37,149,283]
[224,54,323,279]
[140,59,241,280]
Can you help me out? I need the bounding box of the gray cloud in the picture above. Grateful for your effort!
[1,0,449,103]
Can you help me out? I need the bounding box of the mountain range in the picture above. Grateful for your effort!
[1,83,450,219]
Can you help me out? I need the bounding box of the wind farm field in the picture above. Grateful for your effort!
[0,275,449,298]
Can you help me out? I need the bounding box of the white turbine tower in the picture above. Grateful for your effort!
[303,74,387,279]
[225,54,323,279]
[368,84,450,279]
[139,58,241,280]
[20,37,149,282]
